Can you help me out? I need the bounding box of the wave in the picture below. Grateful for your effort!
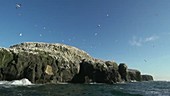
[0,78,32,86]
[57,82,69,84]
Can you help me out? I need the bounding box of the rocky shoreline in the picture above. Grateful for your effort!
[0,42,153,84]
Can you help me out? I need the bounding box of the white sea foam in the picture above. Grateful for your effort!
[0,78,32,86]
[57,82,69,84]
[116,81,126,84]
[10,78,32,86]
[89,82,97,84]
[0,81,8,85]
[130,80,137,82]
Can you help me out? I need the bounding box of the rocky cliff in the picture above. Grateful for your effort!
[142,75,153,81]
[0,42,153,84]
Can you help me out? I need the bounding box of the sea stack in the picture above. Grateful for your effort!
[0,42,153,84]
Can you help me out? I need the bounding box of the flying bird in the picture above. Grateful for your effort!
[19,33,22,36]
[16,3,22,9]
[106,14,109,17]
[97,24,101,27]
[144,59,147,62]
[94,33,98,36]
[152,44,155,48]
[43,26,46,30]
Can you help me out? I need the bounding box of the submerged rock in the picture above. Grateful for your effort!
[0,42,153,84]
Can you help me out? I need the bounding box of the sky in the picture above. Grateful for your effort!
[0,0,170,81]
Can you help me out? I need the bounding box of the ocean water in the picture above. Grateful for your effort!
[0,80,170,96]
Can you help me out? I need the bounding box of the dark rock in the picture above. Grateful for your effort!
[142,75,153,81]
[104,61,121,83]
[71,59,121,84]
[128,69,141,81]
[118,63,129,81]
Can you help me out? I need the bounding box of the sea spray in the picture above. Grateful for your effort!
[0,78,32,86]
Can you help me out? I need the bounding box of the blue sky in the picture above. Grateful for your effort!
[0,0,170,81]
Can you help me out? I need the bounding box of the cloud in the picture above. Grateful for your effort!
[129,36,142,46]
[144,36,159,42]
[129,35,159,47]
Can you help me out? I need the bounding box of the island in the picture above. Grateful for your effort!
[0,42,153,84]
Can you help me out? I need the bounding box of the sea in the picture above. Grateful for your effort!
[0,79,170,96]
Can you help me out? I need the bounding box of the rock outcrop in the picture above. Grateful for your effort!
[0,42,153,84]
[142,75,153,81]
[128,69,141,81]
[118,63,128,81]
[71,60,121,84]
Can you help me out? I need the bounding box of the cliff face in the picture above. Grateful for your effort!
[128,69,142,81]
[142,75,153,81]
[0,42,153,84]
